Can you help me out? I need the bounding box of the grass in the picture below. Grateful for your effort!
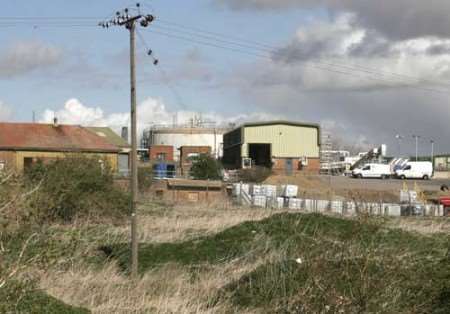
[101,213,450,313]
[101,213,447,270]
[1,280,90,314]
[4,202,449,313]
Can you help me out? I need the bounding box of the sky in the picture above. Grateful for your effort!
[1,0,450,156]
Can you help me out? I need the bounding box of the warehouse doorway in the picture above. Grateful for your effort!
[248,144,272,168]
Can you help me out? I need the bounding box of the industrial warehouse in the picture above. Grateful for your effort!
[222,121,321,174]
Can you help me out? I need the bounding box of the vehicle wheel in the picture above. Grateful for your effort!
[357,174,363,179]
[422,175,429,180]
[381,175,388,180]
[400,175,406,180]
[441,185,449,192]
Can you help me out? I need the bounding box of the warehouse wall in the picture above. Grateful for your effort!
[242,124,320,158]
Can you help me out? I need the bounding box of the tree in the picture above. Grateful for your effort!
[190,155,222,180]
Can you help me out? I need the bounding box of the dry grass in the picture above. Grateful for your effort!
[105,204,280,244]
[39,246,284,313]
[36,204,286,313]
[32,202,448,313]
[387,217,450,234]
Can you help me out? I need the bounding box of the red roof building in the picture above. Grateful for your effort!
[0,122,121,172]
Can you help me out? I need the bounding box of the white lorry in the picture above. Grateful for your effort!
[352,163,392,179]
[395,161,433,180]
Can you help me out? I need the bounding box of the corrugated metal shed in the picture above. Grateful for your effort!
[0,123,120,153]
[243,123,320,158]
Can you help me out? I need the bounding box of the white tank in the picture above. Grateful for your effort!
[148,127,229,160]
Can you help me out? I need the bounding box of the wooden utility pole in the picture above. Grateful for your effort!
[100,4,155,278]
[129,19,139,278]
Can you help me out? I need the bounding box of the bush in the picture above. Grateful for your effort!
[27,155,130,222]
[190,154,222,180]
[238,166,272,183]
[138,166,153,191]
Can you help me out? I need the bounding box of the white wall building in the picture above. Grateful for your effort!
[144,126,230,161]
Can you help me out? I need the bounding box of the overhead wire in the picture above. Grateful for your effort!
[143,28,450,95]
[136,28,189,111]
[155,17,450,89]
[1,15,450,94]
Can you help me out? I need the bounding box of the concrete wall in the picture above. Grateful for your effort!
[0,151,119,172]
[242,124,320,158]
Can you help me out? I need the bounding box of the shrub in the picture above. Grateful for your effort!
[190,154,222,180]
[27,155,130,222]
[238,166,272,183]
[138,166,153,191]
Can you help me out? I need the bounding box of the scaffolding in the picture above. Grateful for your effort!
[320,132,334,174]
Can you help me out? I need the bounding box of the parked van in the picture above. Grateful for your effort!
[395,161,433,180]
[352,163,391,179]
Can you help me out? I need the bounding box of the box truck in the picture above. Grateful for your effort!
[395,161,433,180]
[352,163,392,179]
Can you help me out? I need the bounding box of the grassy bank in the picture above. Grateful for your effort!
[102,213,450,313]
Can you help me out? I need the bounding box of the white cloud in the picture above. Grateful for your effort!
[40,98,286,137]
[266,14,450,91]
[0,40,63,78]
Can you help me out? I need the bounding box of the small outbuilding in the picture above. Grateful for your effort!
[151,178,225,204]
[222,120,321,174]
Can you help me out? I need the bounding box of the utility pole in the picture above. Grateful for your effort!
[100,4,155,278]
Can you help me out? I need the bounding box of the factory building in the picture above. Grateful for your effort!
[142,124,230,161]
[223,121,321,174]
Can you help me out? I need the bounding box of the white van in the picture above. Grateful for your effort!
[352,163,391,179]
[395,161,433,180]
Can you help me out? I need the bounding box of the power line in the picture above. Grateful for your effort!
[155,18,450,89]
[136,28,190,111]
[2,15,450,94]
[143,28,450,95]
[153,20,450,90]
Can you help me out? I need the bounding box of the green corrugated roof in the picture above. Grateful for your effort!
[86,127,130,148]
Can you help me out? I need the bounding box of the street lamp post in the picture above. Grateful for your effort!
[395,134,403,157]
[430,139,435,163]
[412,135,421,161]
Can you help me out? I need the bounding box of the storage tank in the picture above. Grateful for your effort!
[143,125,230,161]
